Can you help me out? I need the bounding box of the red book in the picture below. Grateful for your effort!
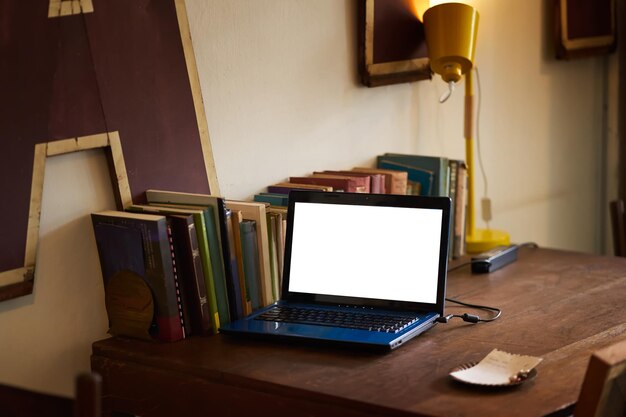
[319,170,385,194]
[289,175,365,193]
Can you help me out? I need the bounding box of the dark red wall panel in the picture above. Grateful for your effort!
[0,0,212,273]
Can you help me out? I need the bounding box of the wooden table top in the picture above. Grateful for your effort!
[92,247,626,417]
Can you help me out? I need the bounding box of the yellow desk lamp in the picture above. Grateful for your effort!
[423,2,509,253]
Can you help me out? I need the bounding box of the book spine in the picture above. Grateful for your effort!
[240,220,261,310]
[170,215,211,335]
[202,205,230,328]
[448,161,458,260]
[230,210,251,316]
[378,160,433,196]
[454,163,468,258]
[254,194,288,206]
[369,174,381,194]
[224,209,245,320]
[166,221,187,338]
[267,213,280,301]
[274,211,285,286]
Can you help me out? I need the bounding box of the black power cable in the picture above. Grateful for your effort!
[437,242,539,324]
[436,297,502,323]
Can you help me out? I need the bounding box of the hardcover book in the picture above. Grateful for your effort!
[377,159,434,196]
[267,212,280,300]
[267,182,333,194]
[230,210,252,316]
[288,176,358,193]
[253,193,289,207]
[378,153,450,197]
[453,162,468,258]
[352,167,407,195]
[128,204,223,332]
[91,210,185,342]
[224,208,245,320]
[321,170,384,194]
[168,214,212,335]
[240,220,262,311]
[165,220,190,337]
[225,200,274,307]
[311,173,370,193]
[144,190,237,325]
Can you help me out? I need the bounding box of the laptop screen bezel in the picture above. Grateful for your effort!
[280,191,450,316]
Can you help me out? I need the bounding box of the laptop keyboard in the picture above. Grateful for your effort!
[254,306,419,333]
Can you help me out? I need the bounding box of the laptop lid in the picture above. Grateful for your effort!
[281,191,450,316]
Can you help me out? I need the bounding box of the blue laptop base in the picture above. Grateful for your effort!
[220,301,440,351]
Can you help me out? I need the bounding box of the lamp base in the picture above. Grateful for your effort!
[466,228,510,254]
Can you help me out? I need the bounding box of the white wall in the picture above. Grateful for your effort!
[0,0,613,397]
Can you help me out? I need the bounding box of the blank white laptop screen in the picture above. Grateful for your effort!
[287,202,443,304]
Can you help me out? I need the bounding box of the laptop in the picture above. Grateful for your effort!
[219,191,451,351]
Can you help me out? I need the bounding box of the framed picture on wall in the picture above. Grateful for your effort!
[554,0,617,59]
[357,0,431,87]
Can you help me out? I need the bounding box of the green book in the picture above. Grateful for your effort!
[377,159,434,196]
[202,204,232,323]
[253,193,289,207]
[378,153,450,196]
[144,190,238,325]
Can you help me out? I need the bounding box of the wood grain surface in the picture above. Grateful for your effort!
[92,247,626,417]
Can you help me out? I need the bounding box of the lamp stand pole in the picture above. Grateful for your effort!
[464,69,510,253]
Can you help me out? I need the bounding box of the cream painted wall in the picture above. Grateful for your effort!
[0,150,113,396]
[188,0,608,253]
[0,0,614,398]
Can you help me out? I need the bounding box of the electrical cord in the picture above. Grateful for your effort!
[437,242,539,324]
[436,297,502,323]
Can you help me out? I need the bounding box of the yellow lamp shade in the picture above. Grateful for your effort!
[423,3,479,83]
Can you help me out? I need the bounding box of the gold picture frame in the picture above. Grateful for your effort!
[554,0,617,60]
[357,0,431,87]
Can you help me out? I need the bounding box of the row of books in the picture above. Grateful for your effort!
[91,190,286,342]
[90,153,467,343]
[252,153,468,259]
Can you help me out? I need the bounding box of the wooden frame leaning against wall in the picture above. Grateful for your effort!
[0,132,131,302]
[0,0,220,303]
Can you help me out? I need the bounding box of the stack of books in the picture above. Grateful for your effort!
[254,153,467,260]
[90,153,467,342]
[91,190,286,342]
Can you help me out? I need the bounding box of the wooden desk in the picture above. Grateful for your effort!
[91,248,626,417]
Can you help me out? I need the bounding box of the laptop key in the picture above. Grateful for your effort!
[255,307,419,333]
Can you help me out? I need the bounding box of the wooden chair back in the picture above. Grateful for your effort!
[610,200,626,257]
[74,373,102,417]
[0,372,101,417]
[574,338,626,417]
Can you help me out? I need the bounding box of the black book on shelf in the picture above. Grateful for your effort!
[168,214,212,335]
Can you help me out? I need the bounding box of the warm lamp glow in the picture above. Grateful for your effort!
[412,0,430,21]
[423,3,479,83]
